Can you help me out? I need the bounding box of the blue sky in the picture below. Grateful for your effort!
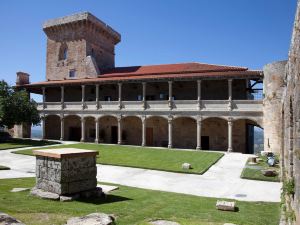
[0,0,297,87]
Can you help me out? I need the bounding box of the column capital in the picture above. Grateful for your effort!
[168,80,173,85]
[197,79,202,84]
[168,115,173,122]
[228,78,233,83]
[117,115,122,122]
[228,117,233,124]
[197,116,203,123]
[81,117,85,122]
[141,115,146,122]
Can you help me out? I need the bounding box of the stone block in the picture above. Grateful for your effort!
[0,212,25,225]
[182,163,192,170]
[30,187,60,200]
[10,188,30,192]
[216,200,236,211]
[65,213,115,225]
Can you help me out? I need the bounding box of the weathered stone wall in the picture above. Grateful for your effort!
[13,123,31,138]
[173,117,197,149]
[98,116,118,143]
[36,155,97,195]
[122,117,142,146]
[146,117,168,147]
[45,115,61,140]
[64,115,81,141]
[263,61,286,154]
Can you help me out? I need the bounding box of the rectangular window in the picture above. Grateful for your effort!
[69,70,76,78]
[137,95,142,101]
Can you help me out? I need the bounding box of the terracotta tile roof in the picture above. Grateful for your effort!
[100,62,248,77]
[19,63,262,90]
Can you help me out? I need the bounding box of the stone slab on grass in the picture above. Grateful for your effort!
[97,184,119,194]
[30,187,60,200]
[150,220,181,225]
[65,213,115,225]
[0,212,25,225]
[10,188,30,192]
[216,200,236,211]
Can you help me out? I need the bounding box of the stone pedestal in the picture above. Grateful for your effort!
[33,148,98,195]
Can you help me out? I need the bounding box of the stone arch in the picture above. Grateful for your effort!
[173,117,197,149]
[232,117,263,129]
[232,118,263,154]
[98,115,118,144]
[202,117,228,151]
[64,115,81,141]
[45,114,61,140]
[145,116,168,147]
[84,116,96,142]
[122,116,142,145]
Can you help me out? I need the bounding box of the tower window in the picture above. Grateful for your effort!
[59,43,68,60]
[69,70,76,78]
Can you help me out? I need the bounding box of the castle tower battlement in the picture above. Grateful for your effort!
[43,12,121,81]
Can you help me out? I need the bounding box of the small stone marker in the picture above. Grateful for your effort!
[262,169,277,177]
[65,213,115,225]
[150,220,181,225]
[10,188,30,192]
[31,148,102,201]
[182,163,192,170]
[249,156,258,164]
[216,200,236,211]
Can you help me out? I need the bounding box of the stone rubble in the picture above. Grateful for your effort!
[10,188,30,193]
[150,220,181,225]
[0,212,25,225]
[216,200,236,211]
[65,213,115,225]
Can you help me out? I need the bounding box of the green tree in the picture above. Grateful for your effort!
[0,80,40,128]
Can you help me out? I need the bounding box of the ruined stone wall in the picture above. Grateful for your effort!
[263,61,286,154]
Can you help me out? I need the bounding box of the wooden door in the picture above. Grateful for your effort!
[111,126,118,144]
[146,127,153,146]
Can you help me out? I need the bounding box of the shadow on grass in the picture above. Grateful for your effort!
[76,194,132,205]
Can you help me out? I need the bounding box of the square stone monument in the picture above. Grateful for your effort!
[33,148,99,196]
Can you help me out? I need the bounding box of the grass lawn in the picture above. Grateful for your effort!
[241,156,280,182]
[0,165,10,170]
[0,178,280,225]
[0,138,59,150]
[14,143,223,174]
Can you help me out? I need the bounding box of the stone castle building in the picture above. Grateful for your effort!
[16,12,265,154]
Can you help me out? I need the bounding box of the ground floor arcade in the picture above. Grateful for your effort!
[42,114,262,153]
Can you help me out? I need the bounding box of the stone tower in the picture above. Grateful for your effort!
[43,12,121,81]
[263,60,286,154]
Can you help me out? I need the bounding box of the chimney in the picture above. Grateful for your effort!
[16,72,30,86]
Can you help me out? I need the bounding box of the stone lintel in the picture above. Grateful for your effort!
[33,148,98,159]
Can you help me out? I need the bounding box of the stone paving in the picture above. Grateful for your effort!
[0,145,282,202]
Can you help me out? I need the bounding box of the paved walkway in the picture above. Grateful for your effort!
[0,145,282,202]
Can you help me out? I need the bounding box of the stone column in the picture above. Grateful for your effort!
[42,87,46,109]
[41,116,45,139]
[118,83,122,109]
[197,80,201,110]
[61,86,64,110]
[227,118,233,152]
[95,84,99,109]
[81,85,85,110]
[141,116,146,146]
[81,117,85,142]
[95,118,99,143]
[60,116,64,141]
[142,82,146,110]
[117,116,122,145]
[228,79,233,110]
[168,81,173,110]
[196,117,202,150]
[168,117,173,148]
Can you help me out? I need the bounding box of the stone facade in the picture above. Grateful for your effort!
[34,149,97,195]
[44,12,120,81]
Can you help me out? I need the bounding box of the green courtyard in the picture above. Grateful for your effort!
[0,138,59,150]
[14,143,223,174]
[0,178,280,225]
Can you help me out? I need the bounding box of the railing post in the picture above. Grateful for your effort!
[96,84,99,109]
[81,117,85,142]
[142,82,146,110]
[168,81,173,110]
[196,117,202,150]
[168,116,173,148]
[42,87,46,109]
[197,80,202,110]
[141,116,146,146]
[61,86,64,110]
[60,115,64,141]
[81,85,85,110]
[41,115,45,140]
[95,118,99,143]
[228,79,233,111]
[227,117,233,152]
[118,83,122,109]
[117,115,122,145]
